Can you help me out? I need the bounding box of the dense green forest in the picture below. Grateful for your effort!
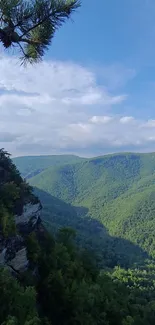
[19,152,155,262]
[32,187,147,268]
[0,149,37,237]
[13,155,84,179]
[3,227,155,325]
[0,150,152,324]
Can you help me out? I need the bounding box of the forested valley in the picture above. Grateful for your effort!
[0,151,154,324]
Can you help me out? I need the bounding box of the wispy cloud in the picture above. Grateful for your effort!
[97,64,136,90]
[0,55,155,156]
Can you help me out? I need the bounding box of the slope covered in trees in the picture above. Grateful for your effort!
[1,150,155,324]
[3,225,155,325]
[0,149,38,237]
[32,187,147,268]
[25,152,155,260]
[13,155,84,179]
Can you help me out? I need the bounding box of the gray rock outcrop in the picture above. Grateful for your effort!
[0,202,42,273]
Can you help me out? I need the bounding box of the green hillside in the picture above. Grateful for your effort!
[13,154,84,179]
[2,150,155,325]
[27,152,155,261]
[33,187,147,268]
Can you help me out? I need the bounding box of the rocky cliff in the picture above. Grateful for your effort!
[0,202,42,272]
[0,149,43,274]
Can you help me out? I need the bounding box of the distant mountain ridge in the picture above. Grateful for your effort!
[13,154,85,179]
[13,152,155,263]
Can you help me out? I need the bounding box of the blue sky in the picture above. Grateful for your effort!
[49,0,155,119]
[1,0,155,156]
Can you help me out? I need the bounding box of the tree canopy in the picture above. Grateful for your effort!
[2,151,155,324]
[0,0,81,63]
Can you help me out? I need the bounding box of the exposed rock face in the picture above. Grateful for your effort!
[15,203,41,226]
[0,202,42,273]
[8,248,28,272]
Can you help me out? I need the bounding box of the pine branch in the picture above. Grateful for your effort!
[20,0,81,38]
[17,39,26,55]
[0,0,81,62]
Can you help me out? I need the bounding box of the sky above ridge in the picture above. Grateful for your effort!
[1,0,155,156]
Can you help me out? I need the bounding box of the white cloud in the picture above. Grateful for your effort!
[94,63,136,90]
[143,119,155,128]
[0,56,126,104]
[120,116,135,124]
[62,90,103,105]
[90,116,113,124]
[0,55,155,157]
[0,132,20,142]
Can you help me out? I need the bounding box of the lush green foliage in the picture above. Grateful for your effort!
[0,149,36,237]
[2,223,155,324]
[0,0,80,63]
[1,150,155,324]
[33,187,147,268]
[26,152,155,261]
[13,155,84,179]
[0,268,39,325]
[35,231,155,325]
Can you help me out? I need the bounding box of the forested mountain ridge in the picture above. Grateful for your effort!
[0,149,42,323]
[24,152,155,261]
[13,155,84,179]
[2,150,155,324]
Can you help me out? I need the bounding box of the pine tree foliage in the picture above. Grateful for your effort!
[0,0,80,63]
